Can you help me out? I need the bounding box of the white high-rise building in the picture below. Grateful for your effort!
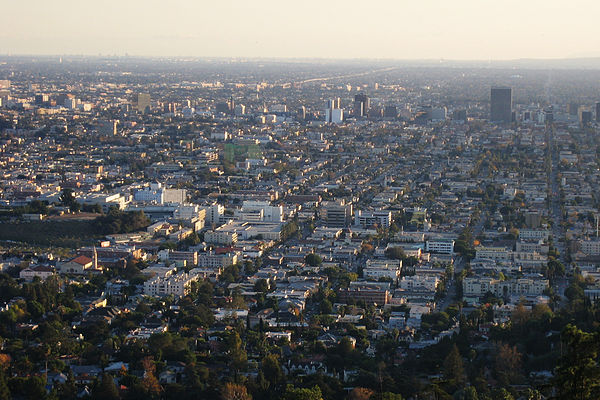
[325,108,344,124]
[203,204,225,225]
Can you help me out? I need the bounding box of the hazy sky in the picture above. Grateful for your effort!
[1,0,599,60]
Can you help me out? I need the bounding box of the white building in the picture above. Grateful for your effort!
[581,240,600,256]
[174,204,204,221]
[475,246,510,261]
[20,265,56,281]
[214,221,283,241]
[197,252,238,268]
[133,183,186,205]
[425,238,455,254]
[143,272,198,297]
[237,200,283,223]
[157,250,198,266]
[203,204,225,225]
[364,266,401,280]
[519,229,550,241]
[163,188,186,204]
[78,193,128,211]
[399,275,439,291]
[325,108,344,124]
[134,183,164,203]
[354,210,392,229]
[205,230,238,245]
[462,276,549,298]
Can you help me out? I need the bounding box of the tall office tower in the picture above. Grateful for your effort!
[567,102,580,116]
[297,106,306,120]
[383,105,397,119]
[98,120,118,136]
[596,102,600,122]
[35,94,49,105]
[215,102,229,114]
[321,200,353,227]
[490,87,512,123]
[453,109,467,121]
[135,93,151,113]
[354,93,370,117]
[579,107,592,126]
[163,102,176,114]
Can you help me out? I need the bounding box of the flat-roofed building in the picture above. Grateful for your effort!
[425,238,455,254]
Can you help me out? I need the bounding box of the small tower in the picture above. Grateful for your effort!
[93,246,98,270]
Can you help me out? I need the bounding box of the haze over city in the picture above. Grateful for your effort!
[2,0,600,60]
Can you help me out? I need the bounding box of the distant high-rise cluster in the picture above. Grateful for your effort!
[354,93,370,117]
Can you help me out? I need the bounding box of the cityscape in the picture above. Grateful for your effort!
[1,2,600,400]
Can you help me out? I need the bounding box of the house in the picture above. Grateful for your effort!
[71,365,102,385]
[316,333,340,347]
[159,370,177,384]
[60,255,98,274]
[19,265,56,281]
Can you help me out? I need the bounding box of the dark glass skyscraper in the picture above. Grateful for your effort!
[490,86,512,123]
[354,93,369,117]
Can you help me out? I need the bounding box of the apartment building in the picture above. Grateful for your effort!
[463,276,549,298]
[143,272,198,297]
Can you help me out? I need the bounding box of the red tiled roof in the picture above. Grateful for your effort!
[71,255,93,265]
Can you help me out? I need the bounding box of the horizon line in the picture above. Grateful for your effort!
[2,53,600,63]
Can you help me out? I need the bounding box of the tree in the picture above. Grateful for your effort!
[92,373,119,400]
[554,324,600,400]
[221,383,252,400]
[384,247,405,260]
[453,387,478,400]
[305,253,322,267]
[141,356,162,398]
[93,209,150,235]
[523,389,542,400]
[338,337,355,357]
[348,387,374,400]
[546,259,565,281]
[261,354,284,388]
[494,343,522,385]
[377,393,404,400]
[320,298,333,314]
[443,344,464,384]
[0,370,10,400]
[254,279,269,293]
[226,331,247,374]
[283,385,323,400]
[489,388,514,400]
[59,188,76,207]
